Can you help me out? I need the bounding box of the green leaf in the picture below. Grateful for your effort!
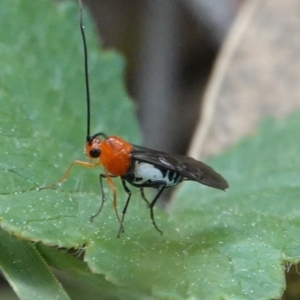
[0,228,69,300]
[0,0,299,299]
[36,243,144,300]
[169,115,300,299]
[0,0,140,246]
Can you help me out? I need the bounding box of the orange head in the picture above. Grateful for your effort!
[85,133,133,176]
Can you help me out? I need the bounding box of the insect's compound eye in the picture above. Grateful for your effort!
[89,148,101,158]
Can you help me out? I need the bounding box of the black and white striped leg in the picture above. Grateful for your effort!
[149,183,167,235]
[117,179,132,237]
[90,174,117,222]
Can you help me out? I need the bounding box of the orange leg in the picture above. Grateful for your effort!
[105,173,124,237]
[38,160,100,190]
[39,160,124,236]
[90,172,124,237]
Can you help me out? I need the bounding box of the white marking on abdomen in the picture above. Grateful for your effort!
[132,162,181,187]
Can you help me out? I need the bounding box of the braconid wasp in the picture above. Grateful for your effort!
[40,0,229,238]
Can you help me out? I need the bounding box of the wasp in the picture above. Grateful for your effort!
[40,0,229,238]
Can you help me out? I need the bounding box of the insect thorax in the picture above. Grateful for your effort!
[123,160,183,188]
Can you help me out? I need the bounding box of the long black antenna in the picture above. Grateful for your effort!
[78,0,91,141]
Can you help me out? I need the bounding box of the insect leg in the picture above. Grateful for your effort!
[104,174,124,234]
[148,183,167,235]
[90,174,116,222]
[140,188,150,207]
[117,179,132,237]
[39,160,99,190]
